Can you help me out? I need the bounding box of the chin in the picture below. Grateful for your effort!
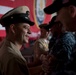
[24,40,29,43]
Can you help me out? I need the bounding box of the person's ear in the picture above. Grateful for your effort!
[10,24,15,34]
[69,5,76,18]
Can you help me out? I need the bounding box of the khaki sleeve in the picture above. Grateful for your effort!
[33,41,43,61]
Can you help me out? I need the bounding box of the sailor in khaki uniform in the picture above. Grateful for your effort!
[0,6,34,75]
[33,24,50,61]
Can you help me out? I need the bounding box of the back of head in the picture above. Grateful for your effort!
[0,6,34,27]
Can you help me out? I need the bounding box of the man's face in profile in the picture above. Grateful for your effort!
[13,23,31,44]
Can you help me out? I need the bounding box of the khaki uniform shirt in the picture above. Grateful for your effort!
[33,38,49,60]
[0,38,30,75]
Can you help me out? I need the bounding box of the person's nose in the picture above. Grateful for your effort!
[28,29,31,34]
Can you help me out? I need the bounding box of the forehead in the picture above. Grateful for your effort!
[57,5,70,15]
[40,28,48,31]
[16,23,30,27]
[57,7,65,14]
[14,23,30,30]
[40,27,45,30]
[55,9,66,20]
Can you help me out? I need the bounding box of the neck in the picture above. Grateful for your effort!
[6,34,22,50]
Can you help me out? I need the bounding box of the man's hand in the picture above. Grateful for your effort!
[40,54,56,74]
